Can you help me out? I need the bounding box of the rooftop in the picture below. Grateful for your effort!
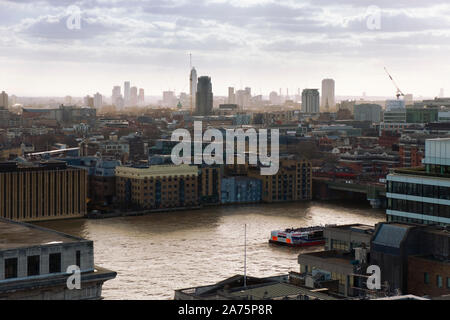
[327,224,374,234]
[115,164,199,178]
[390,166,450,179]
[0,218,85,251]
[227,282,338,300]
[299,250,356,265]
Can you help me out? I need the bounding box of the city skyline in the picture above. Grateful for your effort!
[0,0,450,97]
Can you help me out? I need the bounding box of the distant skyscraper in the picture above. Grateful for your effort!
[112,86,121,102]
[116,96,124,110]
[84,95,94,108]
[190,68,198,113]
[124,81,131,106]
[138,88,145,105]
[0,91,8,109]
[93,92,103,109]
[196,76,213,116]
[440,88,445,98]
[235,90,250,110]
[163,91,176,107]
[130,86,138,106]
[321,79,335,111]
[302,89,320,113]
[228,87,235,104]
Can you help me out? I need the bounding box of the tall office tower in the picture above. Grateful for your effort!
[163,91,176,107]
[112,86,121,106]
[196,76,213,116]
[179,92,189,107]
[302,89,320,114]
[0,91,8,109]
[93,92,103,109]
[130,86,138,106]
[116,96,124,110]
[124,81,131,106]
[84,95,94,108]
[138,88,145,105]
[235,90,248,110]
[228,87,235,104]
[190,67,197,113]
[321,79,335,111]
[440,88,445,98]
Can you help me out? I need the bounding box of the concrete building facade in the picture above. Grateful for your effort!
[0,161,87,222]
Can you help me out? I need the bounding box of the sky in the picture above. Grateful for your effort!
[0,0,450,98]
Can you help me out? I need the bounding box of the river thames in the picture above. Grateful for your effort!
[35,201,385,300]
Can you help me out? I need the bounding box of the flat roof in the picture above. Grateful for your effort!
[327,224,374,232]
[299,250,355,265]
[0,218,85,251]
[228,282,338,300]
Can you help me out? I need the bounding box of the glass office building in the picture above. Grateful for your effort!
[386,138,450,226]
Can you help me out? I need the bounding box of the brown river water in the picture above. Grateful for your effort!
[35,201,385,300]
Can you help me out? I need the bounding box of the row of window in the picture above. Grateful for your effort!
[4,251,80,279]
[424,273,450,289]
[388,181,450,200]
[388,199,450,219]
[119,176,196,182]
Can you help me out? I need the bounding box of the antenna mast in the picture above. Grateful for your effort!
[244,224,247,288]
[189,53,193,114]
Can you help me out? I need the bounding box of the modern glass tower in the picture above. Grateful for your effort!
[195,76,213,116]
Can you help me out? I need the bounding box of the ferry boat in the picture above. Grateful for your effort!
[269,226,326,247]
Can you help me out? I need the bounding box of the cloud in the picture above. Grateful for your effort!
[0,0,449,96]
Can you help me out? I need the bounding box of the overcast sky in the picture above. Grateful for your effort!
[0,0,449,98]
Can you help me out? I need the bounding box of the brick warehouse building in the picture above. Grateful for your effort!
[0,161,87,221]
[115,164,199,210]
[248,157,312,203]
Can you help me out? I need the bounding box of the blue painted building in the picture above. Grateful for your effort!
[221,176,262,204]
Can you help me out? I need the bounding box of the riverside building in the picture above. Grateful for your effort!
[0,161,87,222]
[386,138,450,226]
[115,164,199,210]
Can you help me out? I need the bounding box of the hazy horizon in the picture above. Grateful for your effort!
[1,0,449,98]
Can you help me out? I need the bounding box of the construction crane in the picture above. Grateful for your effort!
[384,67,405,100]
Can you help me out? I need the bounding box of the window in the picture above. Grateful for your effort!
[447,277,450,289]
[27,255,40,276]
[437,275,443,288]
[5,258,18,279]
[49,253,61,273]
[76,251,81,268]
[424,272,430,284]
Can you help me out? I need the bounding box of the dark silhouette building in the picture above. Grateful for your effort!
[195,76,213,116]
